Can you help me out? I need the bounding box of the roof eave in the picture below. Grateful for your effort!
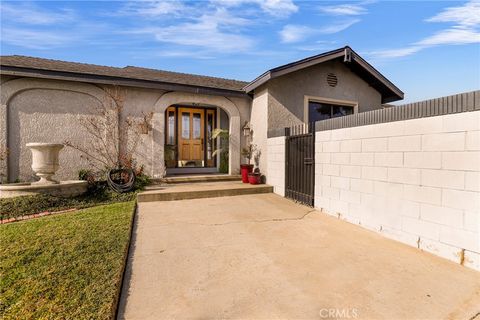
[243,71,271,92]
[243,46,404,103]
[243,48,345,93]
[0,66,249,98]
[350,51,404,102]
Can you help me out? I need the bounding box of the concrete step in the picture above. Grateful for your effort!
[151,174,242,185]
[138,181,272,202]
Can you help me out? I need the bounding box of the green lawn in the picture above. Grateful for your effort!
[0,201,136,320]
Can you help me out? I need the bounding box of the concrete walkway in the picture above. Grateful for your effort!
[118,194,480,319]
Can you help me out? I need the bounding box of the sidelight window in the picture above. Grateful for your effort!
[206,113,213,160]
[167,110,175,145]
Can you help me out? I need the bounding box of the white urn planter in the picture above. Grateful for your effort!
[26,143,64,184]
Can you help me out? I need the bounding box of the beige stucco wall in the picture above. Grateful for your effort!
[1,78,112,182]
[250,60,383,178]
[0,76,16,182]
[0,75,17,85]
[0,76,250,182]
[8,88,103,181]
[229,96,252,157]
[266,60,383,130]
[250,88,269,173]
[121,87,166,176]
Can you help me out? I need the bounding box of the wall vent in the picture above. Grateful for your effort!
[327,73,338,87]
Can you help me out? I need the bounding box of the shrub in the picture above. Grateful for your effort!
[219,152,229,174]
[0,188,136,221]
[134,173,151,190]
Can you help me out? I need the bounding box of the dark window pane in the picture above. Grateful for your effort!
[309,102,331,122]
[332,105,354,118]
[309,101,354,122]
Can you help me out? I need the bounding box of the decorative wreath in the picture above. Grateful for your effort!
[107,168,136,193]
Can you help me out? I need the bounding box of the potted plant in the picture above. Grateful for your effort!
[212,129,230,173]
[248,149,262,184]
[241,144,256,183]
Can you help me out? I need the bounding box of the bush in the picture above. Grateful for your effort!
[1,166,153,221]
[134,173,151,190]
[0,187,136,221]
[78,169,93,181]
[219,152,229,174]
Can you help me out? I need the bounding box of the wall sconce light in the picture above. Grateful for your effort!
[242,122,251,137]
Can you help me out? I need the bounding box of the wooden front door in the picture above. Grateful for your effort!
[178,108,205,166]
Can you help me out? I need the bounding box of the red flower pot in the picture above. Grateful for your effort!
[240,164,253,183]
[248,173,261,185]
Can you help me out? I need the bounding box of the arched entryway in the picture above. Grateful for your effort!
[151,92,241,178]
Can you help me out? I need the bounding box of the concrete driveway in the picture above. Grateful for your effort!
[118,194,480,319]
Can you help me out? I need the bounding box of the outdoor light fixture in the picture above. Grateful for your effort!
[242,122,251,137]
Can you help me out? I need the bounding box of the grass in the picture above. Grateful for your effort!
[0,201,136,319]
[0,185,137,221]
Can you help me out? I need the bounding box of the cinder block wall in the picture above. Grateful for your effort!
[315,110,480,270]
[266,136,285,196]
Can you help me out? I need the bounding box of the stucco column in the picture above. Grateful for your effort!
[229,115,241,175]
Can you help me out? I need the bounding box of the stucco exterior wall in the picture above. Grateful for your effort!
[121,87,166,176]
[0,76,17,180]
[8,88,103,181]
[229,96,252,157]
[1,78,113,182]
[0,75,17,85]
[1,77,250,182]
[266,60,383,130]
[250,88,269,173]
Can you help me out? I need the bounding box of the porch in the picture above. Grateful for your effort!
[151,92,246,178]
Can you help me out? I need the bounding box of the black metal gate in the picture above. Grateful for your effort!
[285,123,315,207]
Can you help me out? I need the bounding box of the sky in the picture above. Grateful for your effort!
[1,0,479,104]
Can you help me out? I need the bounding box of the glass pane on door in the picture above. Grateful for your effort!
[182,113,190,139]
[193,113,201,139]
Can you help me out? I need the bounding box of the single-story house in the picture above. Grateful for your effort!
[0,46,403,182]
